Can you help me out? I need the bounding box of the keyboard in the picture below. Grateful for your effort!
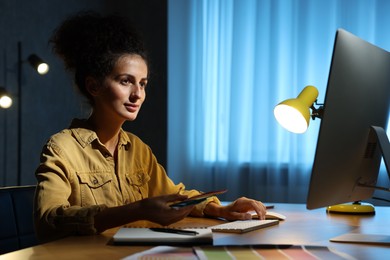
[211,219,279,234]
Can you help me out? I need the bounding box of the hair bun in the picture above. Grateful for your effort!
[50,11,144,71]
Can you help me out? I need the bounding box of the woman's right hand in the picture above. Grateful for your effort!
[138,194,195,226]
[94,193,195,233]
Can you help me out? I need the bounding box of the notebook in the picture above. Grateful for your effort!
[112,227,213,245]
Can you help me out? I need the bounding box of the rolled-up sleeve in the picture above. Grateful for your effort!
[34,138,108,242]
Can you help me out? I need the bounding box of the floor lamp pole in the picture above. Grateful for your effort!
[2,111,7,184]
[17,42,22,186]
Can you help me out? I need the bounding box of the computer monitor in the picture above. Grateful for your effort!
[306,29,390,212]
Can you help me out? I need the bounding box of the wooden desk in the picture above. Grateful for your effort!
[2,203,389,259]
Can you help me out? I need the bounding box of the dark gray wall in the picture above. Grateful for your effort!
[0,0,167,186]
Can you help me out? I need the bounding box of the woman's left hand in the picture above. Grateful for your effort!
[204,197,267,221]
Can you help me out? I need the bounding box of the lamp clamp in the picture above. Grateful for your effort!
[310,100,324,120]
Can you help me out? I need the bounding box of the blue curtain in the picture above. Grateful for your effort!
[168,0,390,203]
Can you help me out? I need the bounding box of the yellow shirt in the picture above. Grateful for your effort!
[34,119,220,241]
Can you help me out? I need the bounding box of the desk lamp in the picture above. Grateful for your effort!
[274,85,323,133]
[274,86,376,214]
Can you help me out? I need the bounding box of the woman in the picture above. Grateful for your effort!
[34,11,266,242]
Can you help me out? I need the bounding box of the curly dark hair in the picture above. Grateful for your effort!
[50,11,148,104]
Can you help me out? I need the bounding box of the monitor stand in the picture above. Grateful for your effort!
[370,126,390,180]
[327,126,390,215]
[328,126,390,244]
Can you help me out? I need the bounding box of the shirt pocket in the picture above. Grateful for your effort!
[77,172,113,206]
[125,171,150,200]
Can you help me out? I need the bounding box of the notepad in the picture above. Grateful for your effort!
[211,219,279,233]
[330,233,390,245]
[112,227,213,245]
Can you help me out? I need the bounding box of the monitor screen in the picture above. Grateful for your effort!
[306,29,390,210]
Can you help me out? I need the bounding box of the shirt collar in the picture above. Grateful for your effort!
[69,118,131,148]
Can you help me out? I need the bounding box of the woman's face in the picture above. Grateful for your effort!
[92,54,148,123]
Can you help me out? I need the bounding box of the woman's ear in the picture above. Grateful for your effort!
[85,76,100,96]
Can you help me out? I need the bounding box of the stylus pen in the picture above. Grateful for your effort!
[150,228,199,236]
[170,197,207,208]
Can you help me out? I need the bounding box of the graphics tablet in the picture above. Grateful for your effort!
[170,189,227,208]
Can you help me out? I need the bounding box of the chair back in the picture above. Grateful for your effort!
[0,185,39,254]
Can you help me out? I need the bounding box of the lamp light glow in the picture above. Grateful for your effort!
[0,87,13,109]
[28,54,49,75]
[274,85,319,133]
[37,63,49,74]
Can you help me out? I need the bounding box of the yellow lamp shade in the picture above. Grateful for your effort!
[274,85,319,133]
